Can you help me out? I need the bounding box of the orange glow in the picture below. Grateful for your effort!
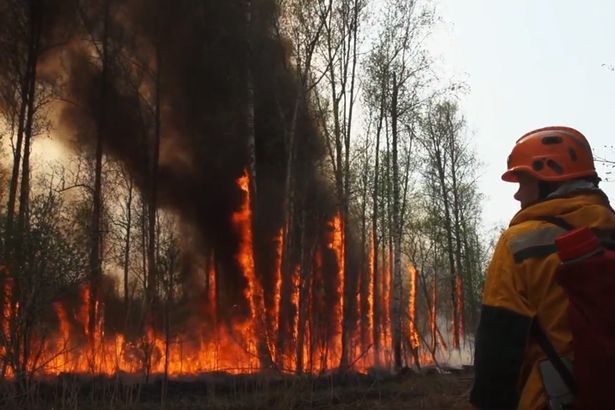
[367,236,374,347]
[291,264,300,342]
[272,227,283,361]
[2,279,12,340]
[208,253,217,319]
[456,275,464,344]
[53,302,70,343]
[431,282,437,351]
[289,264,300,370]
[330,213,344,367]
[407,263,419,350]
[2,277,13,370]
[0,179,451,378]
[231,169,262,327]
[382,248,391,363]
[80,284,90,336]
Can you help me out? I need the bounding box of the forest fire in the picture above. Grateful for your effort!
[329,214,344,368]
[0,167,464,382]
[408,264,419,350]
[230,169,265,356]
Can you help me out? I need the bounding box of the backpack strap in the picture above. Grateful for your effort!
[531,320,577,395]
[536,215,615,249]
[527,217,577,395]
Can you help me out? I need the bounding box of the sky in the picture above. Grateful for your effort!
[428,0,615,230]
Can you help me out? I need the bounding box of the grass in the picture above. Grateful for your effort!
[0,367,473,409]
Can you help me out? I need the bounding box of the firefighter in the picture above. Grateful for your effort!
[469,126,615,410]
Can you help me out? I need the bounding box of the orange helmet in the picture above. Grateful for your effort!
[501,126,597,182]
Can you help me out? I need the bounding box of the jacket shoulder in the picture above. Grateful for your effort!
[505,221,567,264]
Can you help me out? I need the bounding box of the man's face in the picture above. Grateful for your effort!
[514,172,540,209]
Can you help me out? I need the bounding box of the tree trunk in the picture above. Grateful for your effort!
[245,0,258,204]
[146,11,162,319]
[371,71,385,367]
[296,206,316,374]
[340,0,361,371]
[16,48,38,250]
[89,0,110,343]
[390,72,403,371]
[359,147,369,354]
[277,90,299,368]
[123,177,133,307]
[5,0,41,263]
[450,145,464,347]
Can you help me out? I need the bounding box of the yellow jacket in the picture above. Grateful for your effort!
[470,190,615,410]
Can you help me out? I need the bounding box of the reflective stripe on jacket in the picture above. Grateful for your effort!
[470,190,615,410]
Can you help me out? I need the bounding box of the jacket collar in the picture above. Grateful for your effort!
[510,186,614,228]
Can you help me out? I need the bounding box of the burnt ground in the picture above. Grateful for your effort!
[0,367,474,409]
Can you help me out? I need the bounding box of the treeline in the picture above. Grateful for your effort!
[0,0,487,390]
[280,0,487,369]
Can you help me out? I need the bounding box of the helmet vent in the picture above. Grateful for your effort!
[569,148,577,161]
[532,160,544,171]
[542,136,563,145]
[546,159,564,174]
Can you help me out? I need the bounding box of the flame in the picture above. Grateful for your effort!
[272,227,283,360]
[381,247,391,364]
[0,179,455,378]
[1,277,13,371]
[79,284,90,336]
[289,264,300,370]
[231,169,261,326]
[407,263,419,350]
[329,213,344,366]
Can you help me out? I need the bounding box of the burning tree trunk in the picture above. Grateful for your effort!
[390,72,403,371]
[275,0,325,370]
[359,137,370,358]
[146,5,162,321]
[370,71,385,368]
[245,0,258,205]
[407,263,420,367]
[316,0,365,370]
[340,0,361,372]
[88,0,111,346]
[233,171,272,368]
[8,0,43,385]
